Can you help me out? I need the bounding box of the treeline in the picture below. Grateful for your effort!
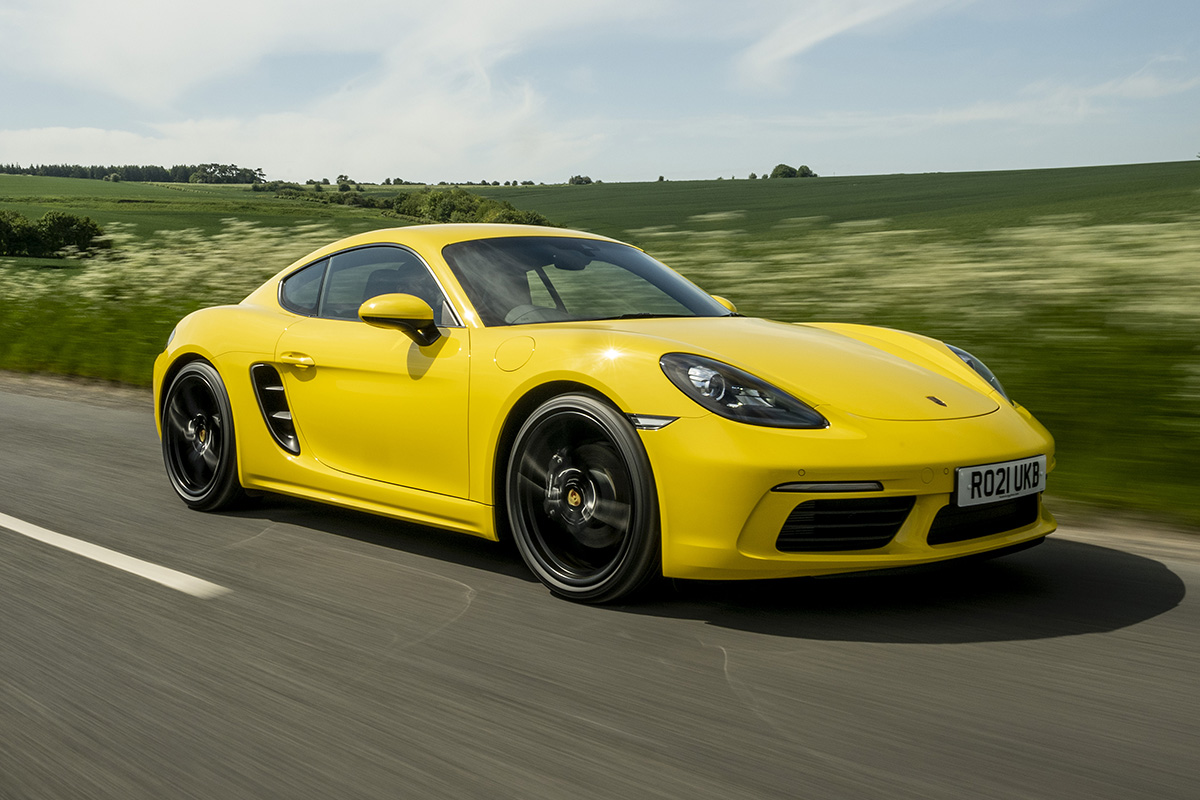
[274,186,555,226]
[0,210,108,258]
[0,163,266,184]
[394,188,554,225]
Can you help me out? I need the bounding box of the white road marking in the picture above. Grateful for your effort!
[0,511,230,599]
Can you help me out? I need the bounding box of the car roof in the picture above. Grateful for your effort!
[293,223,620,266]
[241,223,627,316]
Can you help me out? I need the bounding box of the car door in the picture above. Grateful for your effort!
[274,245,470,498]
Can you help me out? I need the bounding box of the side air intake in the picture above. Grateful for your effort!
[250,363,300,454]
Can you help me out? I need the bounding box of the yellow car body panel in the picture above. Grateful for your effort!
[154,223,1056,587]
[272,318,471,497]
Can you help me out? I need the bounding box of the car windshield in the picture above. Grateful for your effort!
[441,236,731,326]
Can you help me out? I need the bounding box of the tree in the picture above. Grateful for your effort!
[568,175,593,185]
[35,211,106,255]
[0,210,34,256]
[392,187,554,226]
[188,163,266,184]
[0,210,106,257]
[749,172,757,180]
[769,163,818,179]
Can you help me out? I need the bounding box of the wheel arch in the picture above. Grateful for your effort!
[490,380,620,542]
[156,352,213,436]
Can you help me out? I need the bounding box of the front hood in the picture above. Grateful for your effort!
[580,317,999,421]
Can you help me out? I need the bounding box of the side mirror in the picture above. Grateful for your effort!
[359,293,442,346]
[712,295,737,314]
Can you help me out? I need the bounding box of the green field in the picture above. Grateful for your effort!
[2,163,1199,527]
[432,160,1200,241]
[0,174,392,248]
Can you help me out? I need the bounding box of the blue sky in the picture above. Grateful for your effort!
[1,0,1197,183]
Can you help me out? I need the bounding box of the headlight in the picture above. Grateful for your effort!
[947,344,1009,402]
[660,353,827,429]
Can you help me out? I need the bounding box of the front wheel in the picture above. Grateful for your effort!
[161,361,245,511]
[506,394,661,603]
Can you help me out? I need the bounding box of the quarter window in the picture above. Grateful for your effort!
[279,258,327,315]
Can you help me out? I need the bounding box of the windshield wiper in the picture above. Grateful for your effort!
[598,312,689,320]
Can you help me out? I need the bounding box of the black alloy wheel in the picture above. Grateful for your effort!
[507,394,660,603]
[162,361,245,511]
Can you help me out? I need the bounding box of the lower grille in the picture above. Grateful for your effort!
[927,494,1040,545]
[776,497,915,553]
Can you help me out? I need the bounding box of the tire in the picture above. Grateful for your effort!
[161,361,245,511]
[506,394,661,603]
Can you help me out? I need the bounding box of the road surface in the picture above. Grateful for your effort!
[1,374,1196,799]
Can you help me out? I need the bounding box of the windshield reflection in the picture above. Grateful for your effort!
[441,236,730,326]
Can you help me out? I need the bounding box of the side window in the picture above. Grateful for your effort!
[279,259,327,315]
[319,246,456,325]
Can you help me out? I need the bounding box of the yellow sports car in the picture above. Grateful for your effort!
[154,223,1055,602]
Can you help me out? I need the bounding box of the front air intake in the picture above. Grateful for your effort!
[776,497,915,552]
[927,495,1039,545]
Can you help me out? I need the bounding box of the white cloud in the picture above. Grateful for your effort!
[1086,58,1200,100]
[2,0,340,106]
[756,58,1200,135]
[0,52,606,182]
[734,0,948,89]
[0,126,179,165]
[0,0,646,107]
[0,0,659,179]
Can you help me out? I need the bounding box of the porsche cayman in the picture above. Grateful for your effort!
[154,223,1056,602]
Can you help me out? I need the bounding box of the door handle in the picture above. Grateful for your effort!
[280,352,315,369]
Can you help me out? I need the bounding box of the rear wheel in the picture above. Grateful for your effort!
[507,394,661,603]
[161,361,245,511]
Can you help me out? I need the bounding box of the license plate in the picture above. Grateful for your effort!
[954,455,1046,507]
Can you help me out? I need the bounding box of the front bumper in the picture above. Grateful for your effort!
[639,405,1057,580]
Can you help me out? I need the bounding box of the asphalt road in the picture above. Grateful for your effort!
[1,376,1197,800]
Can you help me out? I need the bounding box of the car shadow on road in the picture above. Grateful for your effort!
[228,496,1184,644]
[223,493,536,583]
[630,537,1187,643]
